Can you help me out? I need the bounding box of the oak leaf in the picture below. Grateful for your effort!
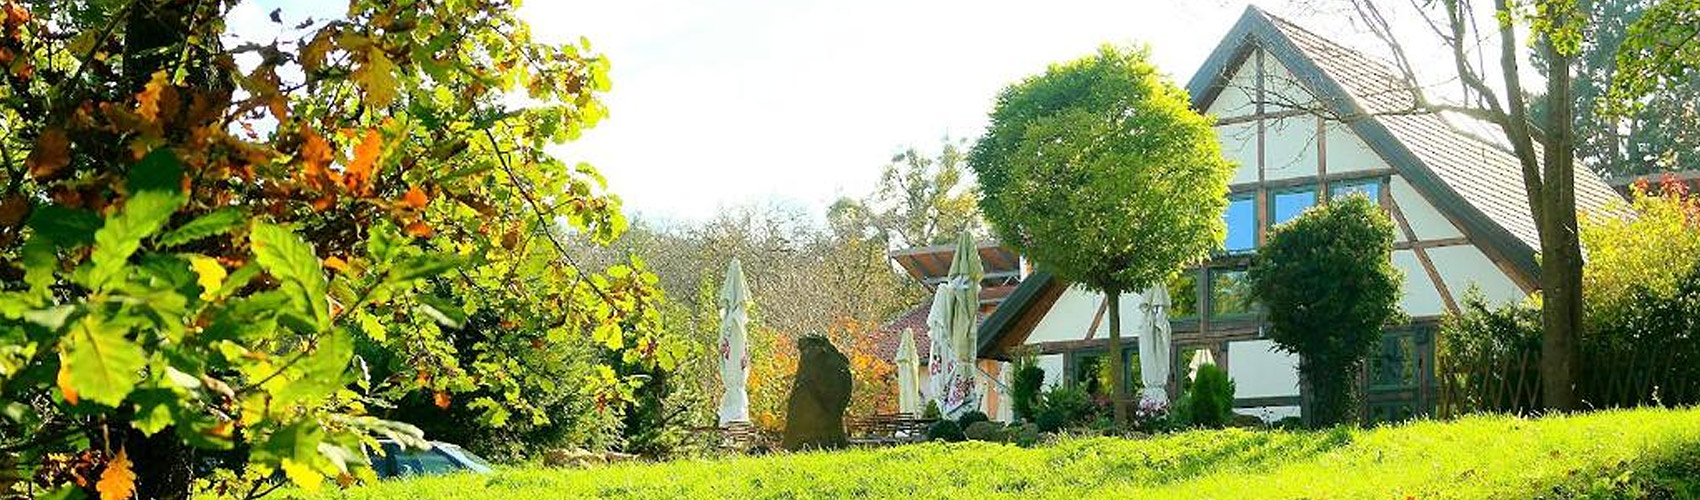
[26,128,69,180]
[137,71,170,123]
[402,185,427,209]
[351,47,399,108]
[96,447,136,500]
[344,129,382,194]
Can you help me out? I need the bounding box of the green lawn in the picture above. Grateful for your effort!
[295,407,1700,499]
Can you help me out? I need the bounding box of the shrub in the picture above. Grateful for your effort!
[1010,351,1046,422]
[1437,289,1544,414]
[1180,364,1236,429]
[923,400,943,420]
[958,410,990,428]
[926,420,966,442]
[1033,385,1096,433]
[1249,194,1403,427]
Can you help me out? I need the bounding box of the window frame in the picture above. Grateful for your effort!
[1267,185,1318,229]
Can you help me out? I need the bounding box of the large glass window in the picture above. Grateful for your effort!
[1330,179,1382,203]
[1070,348,1139,401]
[1210,268,1256,318]
[1271,188,1316,226]
[1168,272,1198,319]
[1223,194,1256,253]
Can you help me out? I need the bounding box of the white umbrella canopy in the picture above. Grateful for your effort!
[946,232,983,363]
[1138,283,1173,407]
[717,258,751,425]
[895,327,923,415]
[927,232,983,418]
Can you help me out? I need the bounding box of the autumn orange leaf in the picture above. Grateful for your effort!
[136,71,170,123]
[56,362,78,404]
[405,220,433,237]
[299,127,334,184]
[402,185,428,209]
[344,129,383,194]
[433,391,451,409]
[96,447,136,500]
[26,128,69,180]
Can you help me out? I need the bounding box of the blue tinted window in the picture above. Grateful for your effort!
[1271,189,1316,226]
[1331,180,1381,203]
[1223,195,1256,253]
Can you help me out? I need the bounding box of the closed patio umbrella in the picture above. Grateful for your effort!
[927,232,983,418]
[1138,283,1173,407]
[717,258,751,425]
[895,327,922,415]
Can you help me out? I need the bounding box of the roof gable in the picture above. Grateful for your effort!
[1186,6,1623,282]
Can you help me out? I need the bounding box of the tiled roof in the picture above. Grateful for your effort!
[870,303,931,363]
[1259,10,1624,252]
[870,284,1015,363]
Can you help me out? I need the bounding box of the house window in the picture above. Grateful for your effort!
[1270,188,1316,227]
[1330,179,1382,204]
[1068,347,1139,402]
[1223,193,1256,253]
[1168,272,1199,319]
[1209,268,1255,319]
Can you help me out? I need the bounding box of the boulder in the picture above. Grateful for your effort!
[963,421,1009,442]
[782,336,853,451]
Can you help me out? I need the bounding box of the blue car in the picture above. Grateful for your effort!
[368,440,494,478]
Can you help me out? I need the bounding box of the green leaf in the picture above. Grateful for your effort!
[415,294,466,329]
[58,316,146,406]
[129,148,186,193]
[130,388,176,436]
[28,205,101,247]
[158,208,245,247]
[252,420,330,491]
[251,221,329,330]
[388,254,461,283]
[83,190,185,292]
[22,305,76,330]
[273,329,353,406]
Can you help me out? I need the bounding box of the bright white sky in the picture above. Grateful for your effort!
[230,0,1418,224]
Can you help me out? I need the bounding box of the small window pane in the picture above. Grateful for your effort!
[1168,272,1198,319]
[1210,269,1255,318]
[1330,180,1381,203]
[1223,195,1256,253]
[1272,189,1316,226]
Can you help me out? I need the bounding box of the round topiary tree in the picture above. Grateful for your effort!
[1248,194,1403,427]
[969,45,1234,426]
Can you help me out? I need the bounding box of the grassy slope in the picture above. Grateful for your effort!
[297,408,1700,500]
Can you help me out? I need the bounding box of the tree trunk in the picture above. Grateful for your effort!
[1106,289,1129,427]
[1539,33,1584,411]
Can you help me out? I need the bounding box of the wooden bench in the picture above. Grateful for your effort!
[845,413,934,445]
[690,421,771,452]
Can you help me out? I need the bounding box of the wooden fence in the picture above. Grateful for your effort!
[1436,342,1700,418]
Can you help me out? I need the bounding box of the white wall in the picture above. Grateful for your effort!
[1206,53,1259,118]
[1429,245,1526,303]
[1037,354,1065,390]
[1228,339,1302,423]
[1216,122,1259,185]
[1391,250,1448,318]
[1390,176,1465,240]
[1323,121,1387,173]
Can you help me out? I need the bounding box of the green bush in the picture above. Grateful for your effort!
[1011,356,1046,422]
[1248,194,1403,427]
[958,410,990,428]
[924,400,943,420]
[1179,365,1236,429]
[1034,385,1096,433]
[927,420,966,442]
